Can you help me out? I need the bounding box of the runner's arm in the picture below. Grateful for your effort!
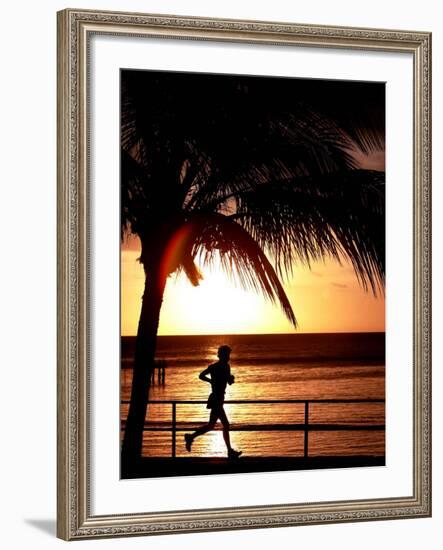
[228,366,235,385]
[199,366,212,384]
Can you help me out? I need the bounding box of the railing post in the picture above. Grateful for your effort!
[304,401,309,458]
[172,402,177,458]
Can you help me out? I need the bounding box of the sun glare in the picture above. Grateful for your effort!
[121,248,297,336]
[160,267,264,335]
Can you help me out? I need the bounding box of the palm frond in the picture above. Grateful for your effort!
[183,107,360,214]
[180,252,204,287]
[121,70,385,220]
[228,169,385,294]
[182,214,297,326]
[121,149,151,237]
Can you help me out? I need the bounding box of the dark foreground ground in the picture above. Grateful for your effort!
[121,455,385,479]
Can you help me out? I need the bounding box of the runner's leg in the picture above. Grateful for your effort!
[191,408,218,439]
[219,407,232,451]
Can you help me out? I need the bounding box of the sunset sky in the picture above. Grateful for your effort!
[121,233,385,336]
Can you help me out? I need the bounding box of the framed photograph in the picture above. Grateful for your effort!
[57,8,431,540]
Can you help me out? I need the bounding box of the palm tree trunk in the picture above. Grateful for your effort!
[121,264,167,474]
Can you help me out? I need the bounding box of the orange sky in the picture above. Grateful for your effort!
[121,236,385,336]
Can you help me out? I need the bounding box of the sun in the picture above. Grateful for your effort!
[158,263,267,335]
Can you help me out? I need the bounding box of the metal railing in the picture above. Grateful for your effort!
[121,398,385,458]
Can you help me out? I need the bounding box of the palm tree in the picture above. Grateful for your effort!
[120,70,385,470]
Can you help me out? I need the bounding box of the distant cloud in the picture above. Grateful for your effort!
[331,282,348,289]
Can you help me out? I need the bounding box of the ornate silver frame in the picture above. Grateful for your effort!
[57,8,431,540]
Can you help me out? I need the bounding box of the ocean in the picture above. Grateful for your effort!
[121,333,385,459]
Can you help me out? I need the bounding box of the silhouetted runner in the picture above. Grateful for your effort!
[184,345,242,459]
